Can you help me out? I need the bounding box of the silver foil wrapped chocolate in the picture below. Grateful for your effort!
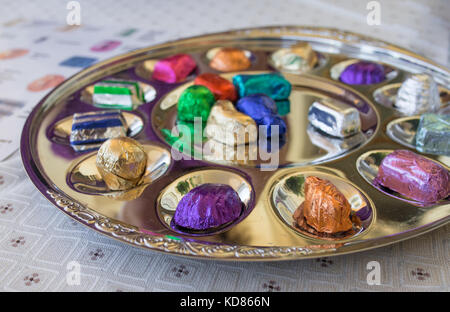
[308,98,361,138]
[395,73,441,115]
[69,110,128,152]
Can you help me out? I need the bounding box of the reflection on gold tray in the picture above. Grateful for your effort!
[21,26,450,261]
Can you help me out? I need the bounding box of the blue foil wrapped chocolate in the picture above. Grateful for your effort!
[308,98,361,138]
[171,183,243,231]
[232,73,292,100]
[69,110,128,151]
[235,94,287,137]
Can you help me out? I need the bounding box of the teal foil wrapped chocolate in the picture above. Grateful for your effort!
[276,100,290,116]
[177,85,215,122]
[415,113,450,156]
[232,73,291,100]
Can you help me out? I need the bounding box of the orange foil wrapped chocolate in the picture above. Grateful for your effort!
[209,48,251,72]
[294,176,353,234]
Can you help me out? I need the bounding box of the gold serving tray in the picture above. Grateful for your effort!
[21,26,450,261]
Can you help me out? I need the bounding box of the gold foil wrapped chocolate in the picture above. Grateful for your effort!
[96,137,147,190]
[205,100,257,146]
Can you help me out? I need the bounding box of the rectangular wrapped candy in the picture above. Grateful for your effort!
[93,79,144,110]
[69,110,128,151]
[374,150,449,203]
[308,98,361,138]
[415,113,450,156]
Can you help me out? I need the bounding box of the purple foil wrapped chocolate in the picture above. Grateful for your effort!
[172,183,243,231]
[339,61,386,85]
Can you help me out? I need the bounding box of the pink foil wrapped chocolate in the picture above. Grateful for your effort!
[152,54,196,83]
[171,183,243,231]
[374,150,450,203]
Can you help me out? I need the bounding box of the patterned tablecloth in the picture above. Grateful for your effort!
[0,0,448,292]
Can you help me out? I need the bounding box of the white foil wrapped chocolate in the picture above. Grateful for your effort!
[395,73,441,115]
[69,110,128,151]
[205,100,257,146]
[93,79,145,110]
[308,98,361,138]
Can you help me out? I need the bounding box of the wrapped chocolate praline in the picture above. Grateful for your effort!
[194,73,237,101]
[177,85,215,122]
[171,183,243,231]
[293,176,359,236]
[374,150,449,203]
[415,113,450,156]
[308,98,361,138]
[205,100,257,146]
[93,79,144,110]
[395,73,441,115]
[235,94,287,137]
[233,73,291,101]
[339,61,386,85]
[152,54,196,83]
[69,110,128,152]
[208,48,251,72]
[96,137,147,191]
[271,42,318,72]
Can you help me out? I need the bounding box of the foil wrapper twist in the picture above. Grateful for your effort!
[69,110,128,152]
[96,137,147,191]
[395,73,441,115]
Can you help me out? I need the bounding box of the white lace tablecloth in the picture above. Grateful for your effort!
[0,0,448,292]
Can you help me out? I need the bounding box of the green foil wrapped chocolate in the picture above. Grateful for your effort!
[232,73,292,101]
[415,113,450,156]
[177,85,215,122]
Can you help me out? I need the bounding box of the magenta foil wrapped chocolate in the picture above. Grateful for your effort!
[374,150,450,203]
[171,183,243,231]
[152,54,196,83]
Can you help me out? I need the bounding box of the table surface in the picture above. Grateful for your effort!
[0,0,448,292]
